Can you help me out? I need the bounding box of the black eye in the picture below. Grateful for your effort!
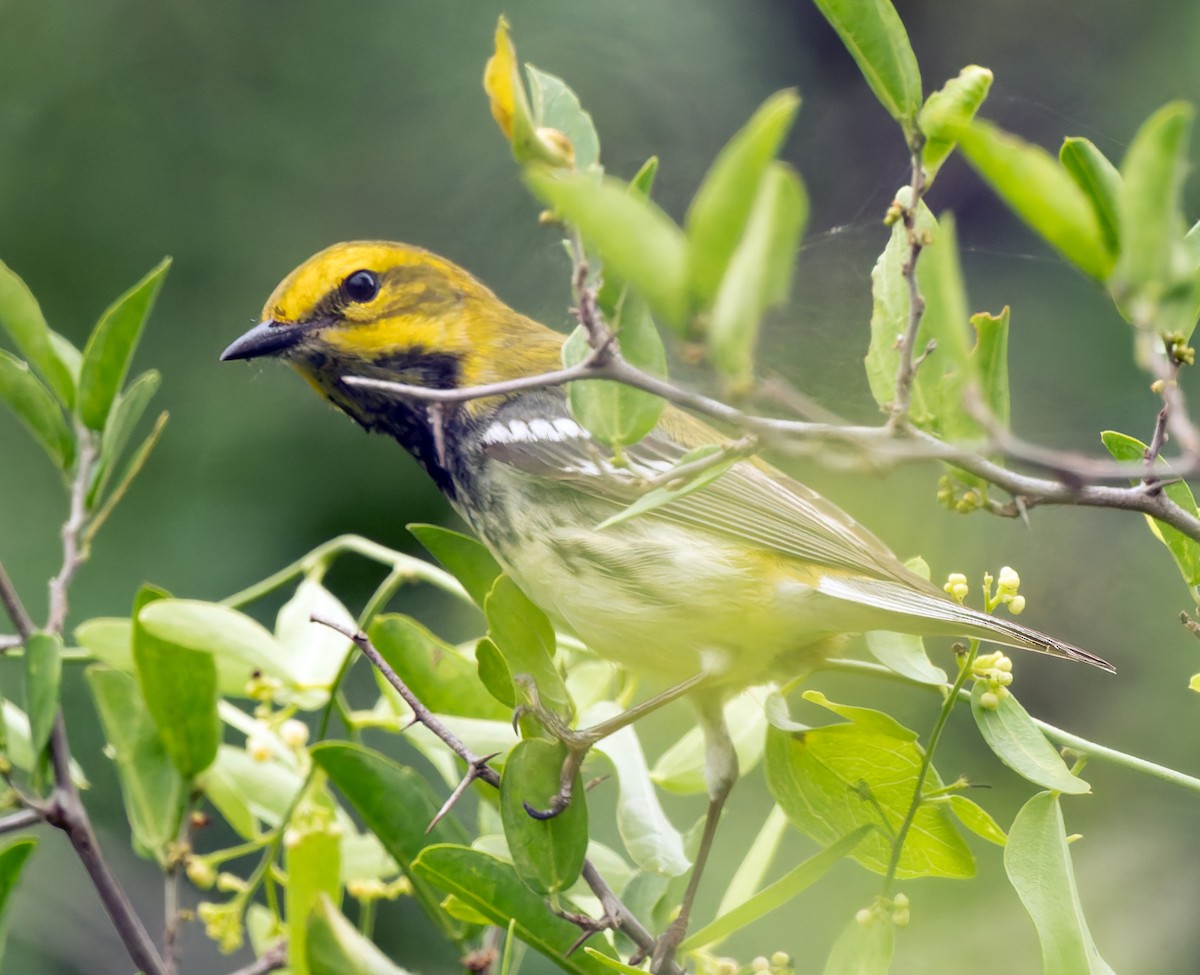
[342,269,380,303]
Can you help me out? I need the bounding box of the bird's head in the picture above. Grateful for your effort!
[221,240,561,421]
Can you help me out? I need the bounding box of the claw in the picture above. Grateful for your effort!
[523,795,571,820]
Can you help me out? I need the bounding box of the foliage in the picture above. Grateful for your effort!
[0,3,1198,975]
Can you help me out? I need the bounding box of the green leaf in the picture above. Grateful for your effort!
[970,684,1090,794]
[307,895,414,975]
[525,65,600,173]
[89,369,160,507]
[408,523,501,609]
[708,163,808,384]
[77,257,170,431]
[369,615,508,720]
[1114,102,1196,335]
[133,589,220,779]
[971,307,1011,427]
[588,709,689,877]
[412,845,619,975]
[526,170,690,331]
[1101,430,1200,601]
[595,445,737,531]
[945,793,1007,846]
[581,950,648,975]
[0,257,75,406]
[86,666,185,862]
[811,0,921,136]
[0,350,73,470]
[864,631,947,685]
[914,210,973,437]
[0,837,37,968]
[203,743,299,839]
[681,826,871,951]
[919,65,993,182]
[765,692,973,879]
[821,912,895,975]
[23,632,61,771]
[715,804,789,921]
[500,739,587,895]
[286,788,343,975]
[1060,137,1122,256]
[139,599,294,690]
[563,156,667,449]
[274,579,354,704]
[1005,792,1115,975]
[312,742,471,940]
[563,306,666,451]
[485,576,572,720]
[475,636,517,708]
[0,701,86,787]
[956,120,1113,280]
[685,90,801,310]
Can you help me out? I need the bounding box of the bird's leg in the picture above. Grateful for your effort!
[650,693,737,973]
[516,672,711,820]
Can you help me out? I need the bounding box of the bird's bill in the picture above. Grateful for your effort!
[220,319,312,361]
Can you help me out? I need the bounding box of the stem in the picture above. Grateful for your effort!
[221,534,467,609]
[881,641,978,895]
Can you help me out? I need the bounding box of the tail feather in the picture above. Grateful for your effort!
[817,576,1114,672]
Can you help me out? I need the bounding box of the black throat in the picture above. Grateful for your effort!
[314,348,473,498]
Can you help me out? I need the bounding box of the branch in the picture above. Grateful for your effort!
[45,713,167,975]
[6,423,170,975]
[343,347,1200,543]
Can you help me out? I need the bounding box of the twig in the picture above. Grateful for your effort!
[0,563,34,639]
[0,809,42,833]
[311,613,501,786]
[343,352,1200,543]
[45,714,167,975]
[308,614,678,974]
[46,425,97,634]
[889,146,929,425]
[0,635,21,653]
[226,941,287,975]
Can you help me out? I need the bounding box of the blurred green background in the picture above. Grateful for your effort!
[2,1,1199,972]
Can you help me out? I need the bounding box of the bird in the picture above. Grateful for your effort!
[221,240,1112,966]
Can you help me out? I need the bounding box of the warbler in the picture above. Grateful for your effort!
[222,240,1111,964]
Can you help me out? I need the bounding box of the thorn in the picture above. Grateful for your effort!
[428,753,501,833]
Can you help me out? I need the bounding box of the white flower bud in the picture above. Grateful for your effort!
[280,719,309,748]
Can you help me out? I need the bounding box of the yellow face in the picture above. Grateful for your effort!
[223,240,562,393]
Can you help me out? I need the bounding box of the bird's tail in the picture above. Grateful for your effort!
[817,575,1114,672]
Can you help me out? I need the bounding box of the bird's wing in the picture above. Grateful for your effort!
[478,402,923,587]
[480,401,1114,672]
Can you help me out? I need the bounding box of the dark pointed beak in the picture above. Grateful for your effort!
[220,319,310,362]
